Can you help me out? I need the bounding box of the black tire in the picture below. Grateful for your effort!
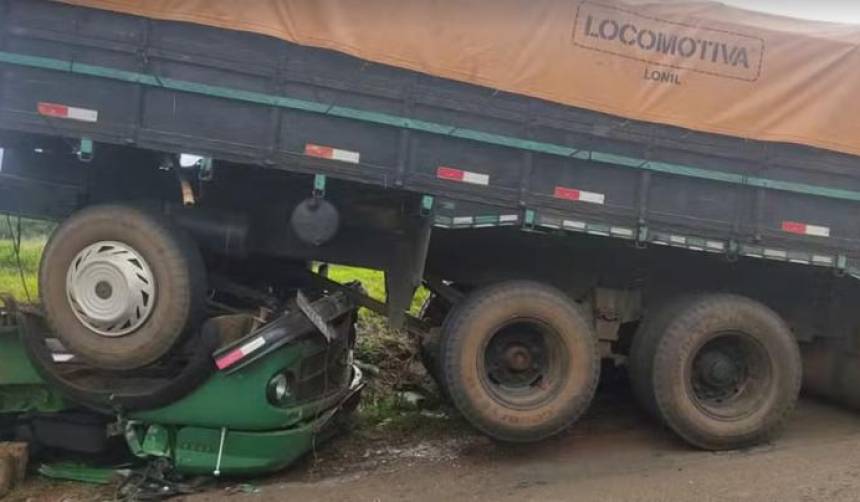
[651,294,801,450]
[22,310,222,413]
[441,281,599,443]
[40,204,206,370]
[419,289,465,400]
[418,292,448,390]
[628,295,703,420]
[419,327,445,389]
[420,302,465,402]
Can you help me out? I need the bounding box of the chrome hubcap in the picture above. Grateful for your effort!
[66,241,156,337]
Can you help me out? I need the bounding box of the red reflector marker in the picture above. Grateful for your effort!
[305,144,360,164]
[553,186,605,205]
[215,336,266,370]
[782,221,830,238]
[436,166,489,186]
[37,102,98,123]
[215,349,244,371]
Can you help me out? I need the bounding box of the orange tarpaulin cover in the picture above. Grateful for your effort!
[58,0,860,157]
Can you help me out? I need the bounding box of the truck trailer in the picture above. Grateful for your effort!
[2,0,860,451]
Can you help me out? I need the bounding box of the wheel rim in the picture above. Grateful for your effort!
[688,332,772,420]
[479,319,568,410]
[66,241,156,337]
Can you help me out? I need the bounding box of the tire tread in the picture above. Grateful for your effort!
[441,281,599,442]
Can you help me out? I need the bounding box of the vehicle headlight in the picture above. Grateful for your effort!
[267,372,293,405]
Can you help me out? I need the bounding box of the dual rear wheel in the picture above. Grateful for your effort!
[430,286,800,449]
[629,294,801,450]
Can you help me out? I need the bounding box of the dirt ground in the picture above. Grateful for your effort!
[201,389,860,502]
[10,388,860,502]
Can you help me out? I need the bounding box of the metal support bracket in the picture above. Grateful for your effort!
[523,209,536,230]
[635,225,649,249]
[836,255,848,277]
[313,174,327,198]
[197,157,214,182]
[727,239,740,262]
[420,195,434,217]
[76,138,93,162]
[296,290,337,343]
[385,216,432,329]
[424,276,465,304]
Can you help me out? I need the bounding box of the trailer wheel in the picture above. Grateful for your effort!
[40,205,206,370]
[418,293,450,392]
[420,304,461,401]
[419,287,467,399]
[629,295,702,420]
[441,281,599,443]
[419,327,445,392]
[651,294,801,450]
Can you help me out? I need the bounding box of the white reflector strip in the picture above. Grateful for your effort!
[305,144,360,164]
[37,102,98,123]
[215,336,266,370]
[240,337,266,355]
[813,255,834,265]
[782,221,830,238]
[611,227,634,238]
[437,167,490,186]
[806,225,830,237]
[563,220,587,230]
[553,186,605,205]
[765,249,788,259]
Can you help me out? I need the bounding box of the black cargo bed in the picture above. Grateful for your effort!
[1,0,859,276]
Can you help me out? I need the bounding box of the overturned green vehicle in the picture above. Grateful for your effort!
[0,294,363,477]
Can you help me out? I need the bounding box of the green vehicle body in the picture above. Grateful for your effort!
[0,321,67,414]
[0,312,362,476]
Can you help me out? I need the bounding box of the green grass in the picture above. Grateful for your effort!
[328,266,386,303]
[322,264,430,374]
[327,265,429,313]
[0,239,44,301]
